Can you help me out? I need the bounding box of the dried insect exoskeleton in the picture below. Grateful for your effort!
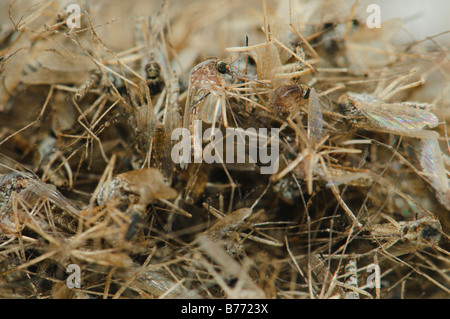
[150,124,173,184]
[36,136,70,187]
[132,102,156,158]
[96,167,185,240]
[182,163,210,205]
[0,171,79,237]
[179,58,239,169]
[125,262,201,298]
[96,168,177,207]
[183,58,234,131]
[269,83,310,116]
[338,92,439,139]
[420,137,450,210]
[0,171,79,215]
[369,215,442,255]
[74,70,102,102]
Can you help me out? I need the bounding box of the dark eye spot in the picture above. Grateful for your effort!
[421,226,440,242]
[216,61,228,74]
[303,87,311,99]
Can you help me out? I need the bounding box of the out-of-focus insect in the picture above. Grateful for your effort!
[203,205,252,242]
[133,12,182,180]
[132,102,156,159]
[226,30,315,85]
[369,215,442,255]
[96,167,186,240]
[338,92,439,139]
[37,136,70,187]
[0,35,26,111]
[21,49,95,85]
[344,259,359,299]
[0,49,22,74]
[420,137,450,210]
[135,14,167,96]
[182,163,210,205]
[145,58,164,94]
[345,19,404,72]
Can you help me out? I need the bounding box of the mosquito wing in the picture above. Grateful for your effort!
[360,103,438,133]
[344,92,439,133]
[307,88,323,144]
[25,177,80,215]
[420,137,450,209]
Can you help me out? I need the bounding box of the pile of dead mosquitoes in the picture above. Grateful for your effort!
[0,0,449,299]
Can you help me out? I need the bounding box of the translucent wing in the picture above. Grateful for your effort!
[196,92,222,124]
[346,92,439,133]
[36,49,95,73]
[307,88,323,144]
[360,104,438,132]
[21,69,88,85]
[0,172,80,215]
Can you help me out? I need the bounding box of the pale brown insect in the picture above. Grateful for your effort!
[96,168,178,207]
[74,70,102,101]
[369,215,442,255]
[183,59,234,131]
[269,83,310,115]
[0,171,79,215]
[0,171,79,237]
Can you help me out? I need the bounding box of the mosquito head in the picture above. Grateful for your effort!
[216,60,232,75]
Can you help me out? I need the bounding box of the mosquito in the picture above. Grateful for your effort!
[0,171,79,216]
[338,92,439,139]
[368,214,442,255]
[181,57,272,164]
[182,58,234,135]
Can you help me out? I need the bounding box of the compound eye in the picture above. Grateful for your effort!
[216,61,228,74]
[302,86,311,99]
